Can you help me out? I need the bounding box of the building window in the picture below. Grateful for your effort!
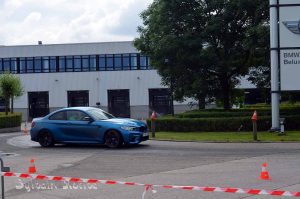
[107,54,114,70]
[140,55,147,69]
[122,54,130,70]
[20,58,26,73]
[26,57,34,73]
[3,58,10,72]
[59,56,66,72]
[34,57,42,73]
[66,56,73,72]
[114,54,122,70]
[99,55,105,71]
[50,57,56,72]
[82,56,89,71]
[74,56,81,72]
[131,54,137,70]
[0,53,151,73]
[90,55,96,71]
[11,58,17,73]
[42,57,50,72]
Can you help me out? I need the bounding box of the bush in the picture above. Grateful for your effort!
[175,107,300,118]
[147,115,300,132]
[0,113,22,128]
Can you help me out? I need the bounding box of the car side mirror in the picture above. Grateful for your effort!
[83,116,94,122]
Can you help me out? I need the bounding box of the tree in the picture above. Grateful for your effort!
[134,0,214,109]
[135,0,269,109]
[0,73,24,115]
[199,0,269,109]
[246,21,270,101]
[10,75,24,113]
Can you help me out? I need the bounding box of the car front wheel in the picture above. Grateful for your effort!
[38,131,54,147]
[105,130,123,148]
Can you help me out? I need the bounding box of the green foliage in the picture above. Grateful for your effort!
[147,115,300,132]
[175,106,300,118]
[155,131,300,142]
[0,112,22,128]
[148,105,300,132]
[0,73,24,114]
[135,0,269,109]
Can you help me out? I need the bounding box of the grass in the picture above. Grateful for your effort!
[152,131,300,142]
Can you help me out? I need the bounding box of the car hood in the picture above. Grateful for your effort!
[32,117,44,122]
[104,118,146,127]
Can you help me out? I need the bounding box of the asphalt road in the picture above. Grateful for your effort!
[1,133,300,199]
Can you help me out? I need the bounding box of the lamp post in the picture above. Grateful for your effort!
[165,59,174,116]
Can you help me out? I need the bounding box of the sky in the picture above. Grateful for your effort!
[0,0,153,45]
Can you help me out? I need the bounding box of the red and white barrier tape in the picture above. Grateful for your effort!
[1,172,300,197]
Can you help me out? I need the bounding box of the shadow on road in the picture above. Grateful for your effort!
[30,143,150,150]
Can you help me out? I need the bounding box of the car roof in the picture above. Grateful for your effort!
[60,107,99,111]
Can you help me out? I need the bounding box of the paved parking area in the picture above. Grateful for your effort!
[1,133,300,199]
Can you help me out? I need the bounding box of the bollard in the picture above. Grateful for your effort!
[150,111,157,138]
[251,111,258,141]
[279,118,286,136]
[1,157,10,199]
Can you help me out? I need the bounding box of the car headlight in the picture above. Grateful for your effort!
[121,126,138,131]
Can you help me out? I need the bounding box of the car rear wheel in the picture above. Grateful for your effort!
[38,131,54,147]
[105,130,123,148]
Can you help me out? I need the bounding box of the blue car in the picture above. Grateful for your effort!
[30,107,149,148]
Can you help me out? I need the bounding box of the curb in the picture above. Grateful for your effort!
[149,138,300,143]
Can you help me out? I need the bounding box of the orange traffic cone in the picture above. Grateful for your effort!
[260,162,271,180]
[28,159,37,174]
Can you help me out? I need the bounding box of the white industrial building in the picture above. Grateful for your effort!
[0,41,194,121]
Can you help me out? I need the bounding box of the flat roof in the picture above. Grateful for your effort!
[0,41,132,48]
[0,41,138,58]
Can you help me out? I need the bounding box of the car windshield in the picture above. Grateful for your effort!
[87,109,115,120]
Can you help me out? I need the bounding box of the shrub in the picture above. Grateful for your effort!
[175,107,300,118]
[0,113,22,128]
[147,115,300,132]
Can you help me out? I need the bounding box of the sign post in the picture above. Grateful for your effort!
[270,0,280,131]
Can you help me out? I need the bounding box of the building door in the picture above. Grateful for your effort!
[67,90,89,107]
[108,89,130,118]
[149,88,171,116]
[28,91,49,120]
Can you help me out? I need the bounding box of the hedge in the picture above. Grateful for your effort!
[175,107,300,118]
[147,115,300,132]
[0,113,22,128]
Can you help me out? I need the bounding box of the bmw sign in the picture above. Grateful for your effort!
[282,20,300,34]
[278,1,300,91]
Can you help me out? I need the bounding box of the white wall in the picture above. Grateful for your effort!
[14,70,192,109]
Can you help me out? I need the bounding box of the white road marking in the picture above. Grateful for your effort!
[7,135,40,148]
[0,132,22,137]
